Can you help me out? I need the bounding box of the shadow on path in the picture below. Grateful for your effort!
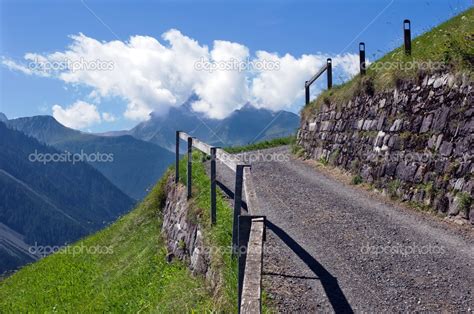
[216,180,248,211]
[266,220,354,313]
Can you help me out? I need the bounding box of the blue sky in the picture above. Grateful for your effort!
[0,0,471,132]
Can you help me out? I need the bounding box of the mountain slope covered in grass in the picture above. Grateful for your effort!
[0,156,239,312]
[6,116,174,200]
[0,122,134,273]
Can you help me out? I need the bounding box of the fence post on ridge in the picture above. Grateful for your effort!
[210,147,217,226]
[175,131,180,184]
[359,42,366,76]
[305,81,310,105]
[187,137,193,199]
[327,58,332,89]
[404,19,411,55]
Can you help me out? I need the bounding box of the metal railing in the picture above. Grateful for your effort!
[305,58,332,105]
[175,131,265,313]
[305,19,412,105]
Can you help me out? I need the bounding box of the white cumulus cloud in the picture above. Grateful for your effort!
[101,112,116,122]
[3,30,361,121]
[52,100,101,129]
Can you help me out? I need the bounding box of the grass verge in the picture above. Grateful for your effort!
[178,153,238,310]
[224,136,295,154]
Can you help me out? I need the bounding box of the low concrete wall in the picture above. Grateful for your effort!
[240,217,265,313]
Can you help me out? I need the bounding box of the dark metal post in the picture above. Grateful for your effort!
[404,19,411,55]
[232,165,245,253]
[175,131,180,184]
[210,147,217,226]
[327,58,332,89]
[359,42,366,75]
[237,215,252,312]
[305,81,310,105]
[187,137,193,199]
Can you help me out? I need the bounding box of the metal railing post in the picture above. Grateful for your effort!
[404,19,411,55]
[187,137,193,199]
[327,58,332,89]
[359,42,366,76]
[305,81,310,105]
[175,131,180,184]
[232,165,245,253]
[210,147,217,225]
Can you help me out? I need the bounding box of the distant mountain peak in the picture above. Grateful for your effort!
[240,102,255,110]
[10,115,65,127]
[6,115,82,145]
[130,97,299,151]
[0,112,8,122]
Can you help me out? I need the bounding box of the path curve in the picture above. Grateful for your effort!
[212,146,473,312]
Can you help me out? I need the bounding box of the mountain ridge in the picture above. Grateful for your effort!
[6,116,174,200]
[129,99,299,151]
[0,122,134,273]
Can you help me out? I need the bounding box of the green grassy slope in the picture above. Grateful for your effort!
[303,8,473,117]
[0,155,238,312]
[224,136,295,154]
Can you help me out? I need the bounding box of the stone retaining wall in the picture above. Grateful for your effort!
[298,71,473,224]
[161,174,220,291]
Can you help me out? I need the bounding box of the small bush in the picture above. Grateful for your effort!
[350,159,361,172]
[388,180,402,199]
[328,149,340,165]
[319,157,329,166]
[290,141,306,157]
[457,192,472,214]
[351,175,363,185]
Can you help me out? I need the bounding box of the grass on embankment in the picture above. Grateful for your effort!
[302,7,473,118]
[179,152,271,312]
[0,158,238,312]
[177,152,238,309]
[224,136,295,154]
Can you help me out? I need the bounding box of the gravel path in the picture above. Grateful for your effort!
[210,146,473,312]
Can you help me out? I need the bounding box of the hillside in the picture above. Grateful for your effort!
[303,7,473,118]
[6,116,174,200]
[0,122,134,273]
[0,156,238,312]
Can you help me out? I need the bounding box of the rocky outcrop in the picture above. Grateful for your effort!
[160,175,220,290]
[298,71,473,224]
